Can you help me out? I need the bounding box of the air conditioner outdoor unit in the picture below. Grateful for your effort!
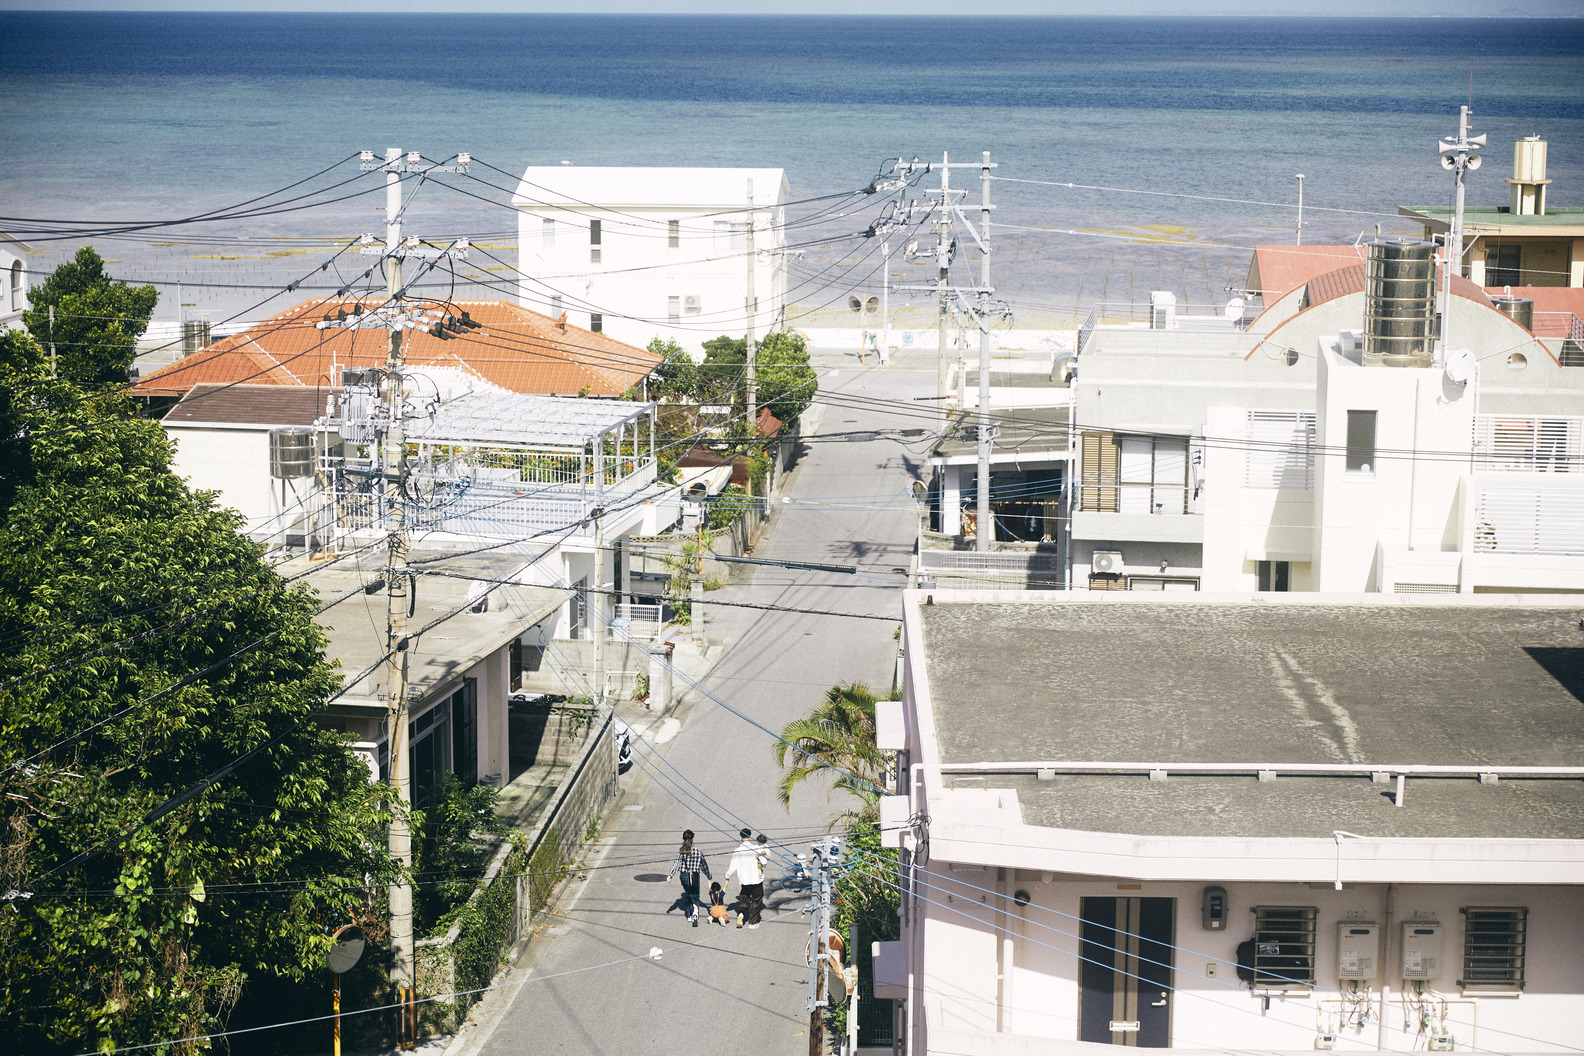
[684,295,702,311]
[1092,551,1123,574]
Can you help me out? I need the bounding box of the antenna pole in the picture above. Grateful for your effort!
[1438,106,1483,363]
[1295,174,1305,246]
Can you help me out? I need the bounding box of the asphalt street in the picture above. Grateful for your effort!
[464,348,936,1056]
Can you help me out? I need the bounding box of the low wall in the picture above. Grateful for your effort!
[415,714,619,1034]
[514,636,652,700]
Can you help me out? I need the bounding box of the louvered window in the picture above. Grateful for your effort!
[1245,411,1315,489]
[1461,907,1526,991]
[1472,415,1582,474]
[1249,906,1317,987]
[1079,432,1119,512]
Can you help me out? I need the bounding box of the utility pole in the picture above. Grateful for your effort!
[806,836,839,1056]
[746,177,758,487]
[1438,106,1485,363]
[880,239,891,364]
[975,152,994,554]
[378,146,417,1051]
[934,154,952,429]
[355,145,471,1049]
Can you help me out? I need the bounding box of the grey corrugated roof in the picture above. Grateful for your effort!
[918,596,1584,840]
[406,390,653,450]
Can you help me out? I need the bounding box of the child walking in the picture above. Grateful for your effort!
[707,881,730,926]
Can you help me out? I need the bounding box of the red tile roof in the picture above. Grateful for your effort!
[133,299,662,399]
[1304,264,1492,309]
[1248,245,1367,301]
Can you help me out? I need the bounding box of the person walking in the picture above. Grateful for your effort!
[724,828,765,929]
[666,829,712,927]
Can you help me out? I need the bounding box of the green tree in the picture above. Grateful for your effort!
[645,336,701,403]
[772,681,885,816]
[22,246,158,386]
[0,363,397,1053]
[697,331,817,424]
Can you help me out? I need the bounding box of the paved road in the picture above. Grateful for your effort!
[467,350,935,1056]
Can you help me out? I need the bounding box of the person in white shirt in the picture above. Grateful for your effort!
[724,827,765,928]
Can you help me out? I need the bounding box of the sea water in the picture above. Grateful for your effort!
[2,13,1581,324]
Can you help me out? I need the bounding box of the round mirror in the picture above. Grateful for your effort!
[327,924,366,974]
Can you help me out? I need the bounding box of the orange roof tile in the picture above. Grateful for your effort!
[1248,245,1366,301]
[1304,264,1492,309]
[133,299,662,400]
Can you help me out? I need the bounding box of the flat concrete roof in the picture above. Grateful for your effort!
[929,406,1068,463]
[917,595,1584,840]
[303,551,566,711]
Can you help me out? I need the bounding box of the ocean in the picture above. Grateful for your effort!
[2,13,1581,326]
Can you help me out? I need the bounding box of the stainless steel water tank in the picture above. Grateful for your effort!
[269,426,315,479]
[1491,295,1534,332]
[1364,237,1437,367]
[181,320,211,354]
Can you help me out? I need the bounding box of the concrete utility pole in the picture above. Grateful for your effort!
[934,154,952,429]
[975,151,994,554]
[378,146,417,1049]
[1438,106,1486,362]
[806,837,837,1056]
[746,177,758,466]
[880,239,891,364]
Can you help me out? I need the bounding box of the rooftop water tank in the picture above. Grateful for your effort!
[1491,294,1534,332]
[181,320,211,354]
[1363,237,1437,368]
[269,426,315,479]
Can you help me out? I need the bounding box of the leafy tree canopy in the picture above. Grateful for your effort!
[664,332,817,425]
[0,358,396,1053]
[21,246,158,387]
[772,681,884,818]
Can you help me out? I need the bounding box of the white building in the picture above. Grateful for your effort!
[512,165,788,354]
[1070,240,1584,594]
[1,231,29,330]
[879,590,1584,1054]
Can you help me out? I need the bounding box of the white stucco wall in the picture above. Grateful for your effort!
[910,870,1584,1053]
[514,168,788,355]
[164,425,275,533]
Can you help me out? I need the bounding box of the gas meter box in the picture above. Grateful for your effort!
[1401,921,1443,981]
[1336,921,1378,982]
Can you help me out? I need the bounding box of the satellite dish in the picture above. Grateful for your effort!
[1223,297,1245,321]
[327,925,365,974]
[1445,348,1476,385]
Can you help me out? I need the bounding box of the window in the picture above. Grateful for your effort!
[409,703,452,807]
[1244,906,1317,987]
[590,219,602,264]
[668,295,681,325]
[1486,244,1521,288]
[668,219,680,248]
[9,260,21,311]
[1473,415,1582,474]
[1345,410,1376,473]
[1246,411,1315,489]
[1461,907,1527,990]
[1080,432,1120,512]
[589,313,603,334]
[569,578,587,638]
[550,294,563,317]
[510,638,523,691]
[541,217,555,249]
[1257,560,1291,592]
[451,678,478,788]
[714,220,732,252]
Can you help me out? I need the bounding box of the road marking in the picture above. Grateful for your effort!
[653,718,681,744]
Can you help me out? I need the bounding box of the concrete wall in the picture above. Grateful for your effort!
[165,425,275,533]
[517,195,787,356]
[912,869,1584,1053]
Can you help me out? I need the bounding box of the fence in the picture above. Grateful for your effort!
[414,714,619,1034]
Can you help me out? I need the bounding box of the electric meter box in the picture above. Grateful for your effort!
[1401,921,1444,981]
[1335,921,1379,982]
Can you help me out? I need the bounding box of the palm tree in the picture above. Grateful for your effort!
[773,682,887,813]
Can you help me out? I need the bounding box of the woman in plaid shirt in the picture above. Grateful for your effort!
[666,829,712,926]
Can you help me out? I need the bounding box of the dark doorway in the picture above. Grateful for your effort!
[1079,897,1175,1046]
